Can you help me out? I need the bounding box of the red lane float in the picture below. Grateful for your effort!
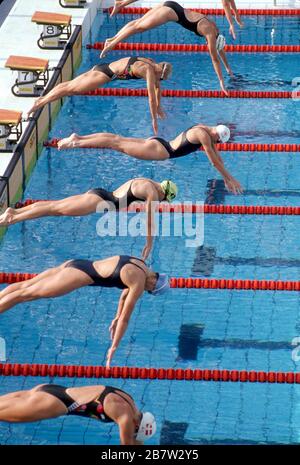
[80,88,294,99]
[44,139,300,151]
[1,273,300,290]
[1,363,300,383]
[105,7,300,16]
[169,278,300,291]
[86,42,300,53]
[14,200,300,216]
[0,272,38,284]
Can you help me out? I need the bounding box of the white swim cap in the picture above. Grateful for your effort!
[216,125,230,143]
[150,273,170,296]
[216,34,226,52]
[135,412,157,442]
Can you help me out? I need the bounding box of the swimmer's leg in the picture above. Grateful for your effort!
[59,132,168,160]
[0,194,101,226]
[0,267,91,314]
[227,0,244,26]
[0,390,65,422]
[101,4,175,57]
[25,70,110,117]
[0,266,63,299]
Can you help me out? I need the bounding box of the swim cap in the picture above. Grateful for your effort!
[136,412,157,442]
[216,34,226,52]
[216,125,230,143]
[150,273,170,296]
[160,180,178,202]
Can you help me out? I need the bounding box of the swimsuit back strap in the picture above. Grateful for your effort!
[98,386,135,414]
[129,257,147,275]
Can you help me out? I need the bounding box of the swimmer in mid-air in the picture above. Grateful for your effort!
[0,383,156,445]
[101,1,233,94]
[110,0,244,38]
[26,57,172,134]
[57,123,243,194]
[222,1,244,40]
[0,178,178,260]
[0,255,169,366]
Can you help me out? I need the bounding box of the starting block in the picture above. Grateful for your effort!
[32,11,72,49]
[0,110,23,152]
[5,56,49,97]
[59,0,86,7]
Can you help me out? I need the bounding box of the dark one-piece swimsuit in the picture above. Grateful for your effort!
[88,181,144,210]
[93,57,143,80]
[163,1,207,37]
[65,255,146,289]
[151,125,207,159]
[37,384,135,422]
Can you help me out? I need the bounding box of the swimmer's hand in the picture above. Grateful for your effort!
[152,118,158,135]
[234,13,244,28]
[220,81,229,96]
[157,107,166,120]
[224,176,243,195]
[106,346,116,368]
[109,318,118,340]
[229,24,236,40]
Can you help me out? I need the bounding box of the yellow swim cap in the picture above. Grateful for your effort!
[160,180,178,202]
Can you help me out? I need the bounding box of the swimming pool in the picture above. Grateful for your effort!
[0,10,300,445]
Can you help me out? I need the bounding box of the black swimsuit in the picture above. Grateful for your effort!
[163,1,207,37]
[151,125,203,159]
[37,384,135,423]
[65,255,146,289]
[88,182,144,210]
[93,57,142,80]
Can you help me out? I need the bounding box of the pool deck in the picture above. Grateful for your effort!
[0,0,101,177]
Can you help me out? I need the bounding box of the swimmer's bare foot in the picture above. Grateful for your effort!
[0,208,15,226]
[100,38,115,59]
[57,133,79,150]
[110,1,124,17]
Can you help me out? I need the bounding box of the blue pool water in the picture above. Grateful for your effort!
[0,11,300,445]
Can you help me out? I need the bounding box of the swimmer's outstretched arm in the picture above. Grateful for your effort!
[142,188,159,261]
[201,138,243,195]
[222,0,244,38]
[222,0,236,39]
[155,81,166,120]
[106,285,144,368]
[146,67,160,134]
[109,289,129,340]
[206,35,229,96]
[218,49,234,77]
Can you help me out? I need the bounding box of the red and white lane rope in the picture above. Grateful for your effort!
[78,88,296,99]
[87,42,300,53]
[1,273,300,291]
[105,7,300,17]
[1,363,300,384]
[14,200,300,217]
[44,139,300,150]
